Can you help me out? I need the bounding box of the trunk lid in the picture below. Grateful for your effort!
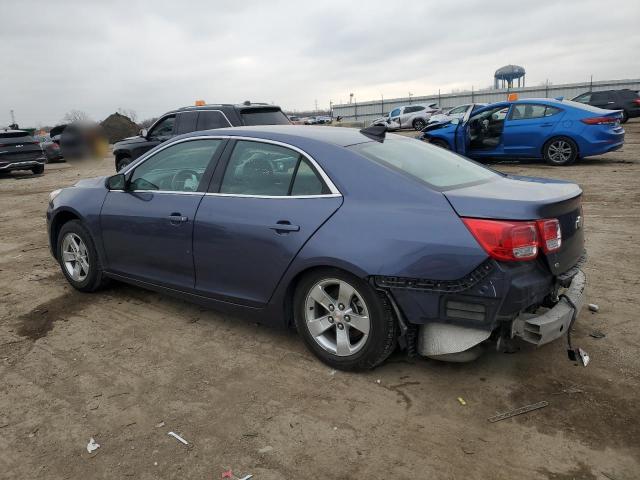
[0,131,43,163]
[444,175,584,275]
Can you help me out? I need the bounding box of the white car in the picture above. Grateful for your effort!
[427,103,487,126]
[370,103,439,131]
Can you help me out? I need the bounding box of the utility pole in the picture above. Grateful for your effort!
[314,99,318,113]
[589,75,593,92]
[10,109,15,125]
[381,94,384,115]
[408,92,413,104]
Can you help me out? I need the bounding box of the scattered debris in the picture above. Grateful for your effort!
[588,303,599,312]
[375,379,381,384]
[239,475,253,480]
[167,431,188,445]
[86,438,100,453]
[461,445,475,455]
[488,401,549,423]
[457,397,467,406]
[333,426,338,431]
[221,469,234,479]
[590,330,606,339]
[329,369,336,376]
[258,445,273,453]
[241,432,258,438]
[28,428,39,438]
[153,462,158,466]
[559,386,584,395]
[155,421,165,428]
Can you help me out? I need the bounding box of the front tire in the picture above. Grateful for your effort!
[32,164,44,174]
[294,269,396,370]
[57,220,108,292]
[621,110,629,123]
[413,119,426,130]
[430,138,450,150]
[116,157,132,171]
[543,137,578,166]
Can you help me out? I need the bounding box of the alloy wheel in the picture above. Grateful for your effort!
[61,232,90,282]
[304,278,370,357]
[547,140,573,163]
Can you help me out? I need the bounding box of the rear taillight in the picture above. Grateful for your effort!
[581,116,619,125]
[462,218,538,261]
[536,219,562,253]
[634,99,640,106]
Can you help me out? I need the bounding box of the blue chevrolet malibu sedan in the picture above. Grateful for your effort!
[47,126,587,370]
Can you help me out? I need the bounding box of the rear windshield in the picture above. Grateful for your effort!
[560,99,613,113]
[241,108,291,126]
[0,132,35,144]
[350,137,497,190]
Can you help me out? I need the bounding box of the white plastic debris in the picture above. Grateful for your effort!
[86,438,100,453]
[258,445,273,453]
[155,421,165,428]
[239,475,253,480]
[167,431,189,445]
[375,379,381,384]
[588,303,599,312]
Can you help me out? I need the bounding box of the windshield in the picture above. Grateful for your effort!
[241,108,291,126]
[350,137,498,189]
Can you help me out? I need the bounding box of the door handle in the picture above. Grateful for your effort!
[168,213,188,224]
[269,221,300,233]
[540,123,553,127]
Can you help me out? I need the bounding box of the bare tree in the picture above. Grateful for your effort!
[138,117,158,129]
[117,108,138,123]
[61,109,90,123]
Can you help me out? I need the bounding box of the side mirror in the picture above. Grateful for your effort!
[106,173,126,190]
[140,128,148,138]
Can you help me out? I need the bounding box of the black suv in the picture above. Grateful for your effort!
[113,103,291,171]
[572,89,640,123]
[0,129,46,175]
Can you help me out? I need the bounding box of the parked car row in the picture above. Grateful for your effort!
[572,88,640,123]
[420,97,625,166]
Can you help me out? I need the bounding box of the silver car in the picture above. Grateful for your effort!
[427,103,487,126]
[370,103,440,131]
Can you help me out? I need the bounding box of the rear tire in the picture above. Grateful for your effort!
[32,164,44,174]
[57,220,109,292]
[621,110,629,123]
[294,269,396,370]
[543,137,578,166]
[430,138,450,150]
[413,119,426,131]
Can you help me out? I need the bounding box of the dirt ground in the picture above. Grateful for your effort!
[1,121,639,480]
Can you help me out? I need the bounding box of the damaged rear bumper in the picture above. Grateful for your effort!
[512,270,586,345]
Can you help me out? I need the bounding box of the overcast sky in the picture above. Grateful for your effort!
[1,0,638,126]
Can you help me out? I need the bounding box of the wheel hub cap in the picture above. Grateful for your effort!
[61,233,89,282]
[304,278,370,357]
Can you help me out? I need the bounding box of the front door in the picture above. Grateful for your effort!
[101,138,225,288]
[388,108,402,130]
[193,139,342,306]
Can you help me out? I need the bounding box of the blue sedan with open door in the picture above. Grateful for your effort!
[420,98,624,165]
[47,125,589,370]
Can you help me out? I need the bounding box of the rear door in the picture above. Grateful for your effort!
[503,104,564,157]
[193,139,342,306]
[101,138,225,289]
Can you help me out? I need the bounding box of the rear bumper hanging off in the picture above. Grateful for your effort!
[512,270,586,346]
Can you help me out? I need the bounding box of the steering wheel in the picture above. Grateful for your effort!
[171,169,200,192]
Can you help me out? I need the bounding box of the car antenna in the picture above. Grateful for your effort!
[359,125,386,142]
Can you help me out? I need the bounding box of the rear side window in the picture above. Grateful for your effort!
[240,109,290,126]
[197,111,230,130]
[175,112,198,134]
[509,104,547,120]
[220,140,327,196]
[591,91,610,102]
[404,106,424,113]
[573,93,591,103]
[350,138,497,190]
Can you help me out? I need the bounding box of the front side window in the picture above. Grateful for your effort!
[573,93,591,103]
[449,105,468,115]
[350,138,497,190]
[219,141,327,196]
[129,139,222,192]
[148,116,175,141]
[390,108,401,117]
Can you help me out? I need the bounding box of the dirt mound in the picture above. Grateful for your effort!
[100,112,139,143]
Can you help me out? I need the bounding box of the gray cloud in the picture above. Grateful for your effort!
[1,0,638,126]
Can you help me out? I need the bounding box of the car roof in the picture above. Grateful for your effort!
[190,125,376,147]
[0,129,29,135]
[167,103,282,114]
